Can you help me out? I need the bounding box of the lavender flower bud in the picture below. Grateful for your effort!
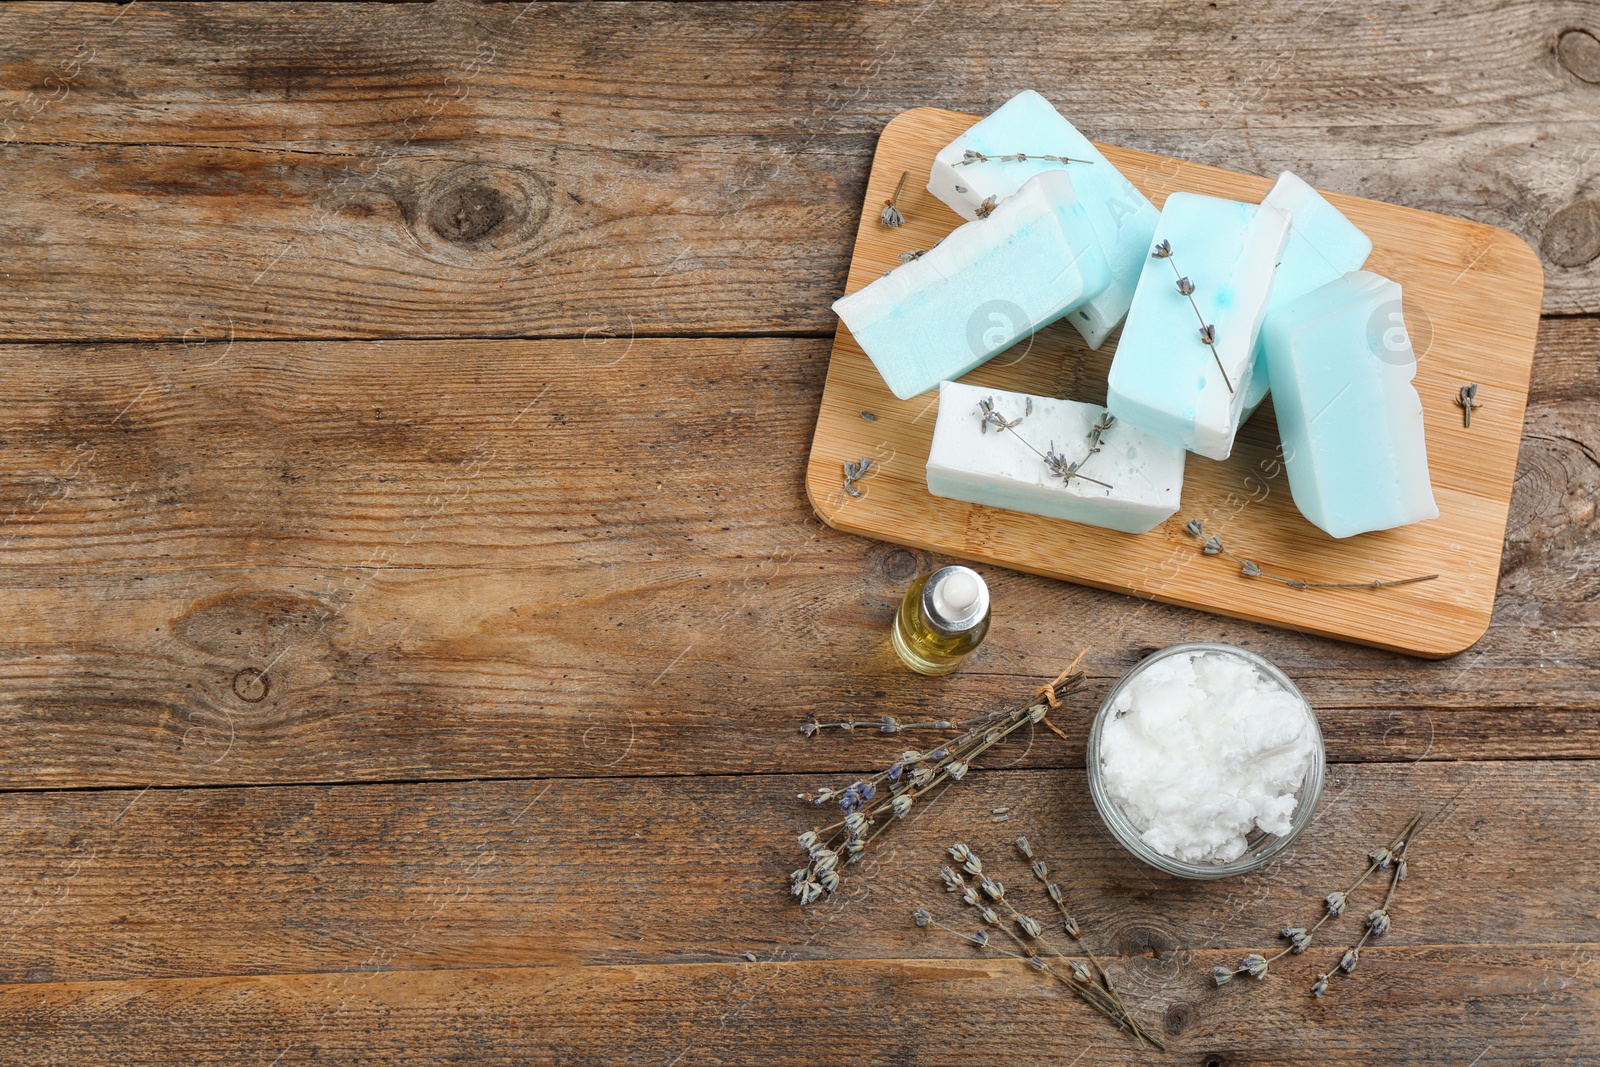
[962,887,981,907]
[1017,915,1043,938]
[1028,955,1049,971]
[819,868,839,893]
[797,831,818,851]
[939,866,964,892]
[1369,847,1392,869]
[1340,948,1360,973]
[962,856,983,876]
[1367,909,1391,937]
[1047,883,1064,905]
[948,843,971,864]
[980,907,999,925]
[970,929,989,947]
[843,812,867,835]
[1212,966,1235,986]
[857,781,876,802]
[800,882,823,905]
[890,794,912,818]
[1031,859,1049,881]
[1311,976,1329,998]
[980,877,1005,901]
[946,760,969,781]
[1014,836,1034,860]
[1070,961,1091,982]
[1242,953,1269,980]
[913,907,931,927]
[1326,891,1347,918]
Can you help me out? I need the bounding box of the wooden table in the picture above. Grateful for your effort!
[1,3,1595,1063]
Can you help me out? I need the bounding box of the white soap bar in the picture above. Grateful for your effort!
[1262,270,1439,539]
[834,171,1111,400]
[1106,192,1290,460]
[928,90,1160,350]
[925,381,1185,535]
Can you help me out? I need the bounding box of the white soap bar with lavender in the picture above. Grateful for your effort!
[927,90,1159,350]
[833,170,1112,401]
[925,381,1185,535]
[1242,172,1374,417]
[1106,192,1290,460]
[1262,270,1438,539]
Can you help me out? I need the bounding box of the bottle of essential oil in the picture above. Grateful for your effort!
[891,565,991,676]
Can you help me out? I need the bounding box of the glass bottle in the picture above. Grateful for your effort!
[891,565,991,676]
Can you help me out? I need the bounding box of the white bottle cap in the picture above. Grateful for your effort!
[921,565,990,635]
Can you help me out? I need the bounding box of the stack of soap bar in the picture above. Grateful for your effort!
[833,171,1111,400]
[1106,192,1290,461]
[925,381,1186,535]
[927,90,1160,350]
[1261,270,1438,538]
[1241,172,1374,417]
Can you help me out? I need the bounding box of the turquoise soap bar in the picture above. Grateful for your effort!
[1262,270,1438,539]
[833,170,1111,400]
[1242,172,1373,417]
[1107,192,1290,460]
[927,90,1159,350]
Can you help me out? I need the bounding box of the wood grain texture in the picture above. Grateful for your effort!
[0,329,1595,789]
[0,762,1591,985]
[1,950,1593,1065]
[808,107,1543,658]
[0,0,1597,344]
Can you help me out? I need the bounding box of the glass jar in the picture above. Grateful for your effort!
[1086,642,1325,879]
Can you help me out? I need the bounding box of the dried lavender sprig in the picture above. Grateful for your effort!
[1213,812,1423,988]
[977,396,1114,490]
[1312,815,1420,996]
[1008,838,1151,1046]
[800,715,958,737]
[789,669,1085,904]
[952,149,1095,168]
[1184,520,1440,591]
[915,908,1163,1049]
[841,458,874,500]
[879,171,909,227]
[1150,239,1232,394]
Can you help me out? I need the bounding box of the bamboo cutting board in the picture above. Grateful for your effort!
[806,107,1544,658]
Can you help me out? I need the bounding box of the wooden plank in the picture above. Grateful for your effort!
[0,763,1592,984]
[0,333,1595,787]
[1,947,1592,1065]
[808,106,1542,659]
[0,1,1596,343]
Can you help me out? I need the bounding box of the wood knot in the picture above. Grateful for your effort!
[408,162,550,265]
[1557,28,1600,83]
[876,546,928,583]
[1163,1002,1197,1036]
[1541,199,1600,268]
[231,667,270,703]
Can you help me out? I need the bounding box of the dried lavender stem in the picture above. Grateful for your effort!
[1185,520,1439,590]
[975,920,1162,1049]
[1155,248,1233,394]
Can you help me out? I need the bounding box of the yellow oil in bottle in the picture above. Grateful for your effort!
[891,566,991,676]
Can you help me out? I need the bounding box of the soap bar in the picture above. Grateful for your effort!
[1106,192,1290,460]
[1242,172,1374,416]
[1262,270,1438,539]
[834,171,1112,400]
[925,381,1185,535]
[927,90,1159,350]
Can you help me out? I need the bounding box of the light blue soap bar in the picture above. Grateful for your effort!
[1107,192,1289,460]
[1242,172,1373,417]
[928,90,1159,350]
[1263,270,1438,539]
[833,170,1111,400]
